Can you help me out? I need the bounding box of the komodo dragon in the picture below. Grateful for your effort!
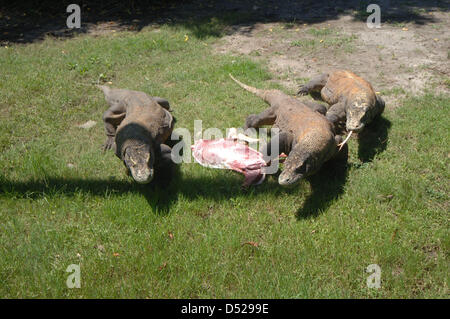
[297,70,385,144]
[99,85,175,184]
[230,74,347,186]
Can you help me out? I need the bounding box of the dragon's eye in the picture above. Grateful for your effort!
[357,104,369,112]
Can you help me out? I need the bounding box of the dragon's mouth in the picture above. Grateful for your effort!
[346,122,364,133]
[129,166,154,184]
[123,146,153,184]
[278,172,302,186]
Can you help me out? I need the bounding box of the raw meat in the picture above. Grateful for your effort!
[191,138,267,187]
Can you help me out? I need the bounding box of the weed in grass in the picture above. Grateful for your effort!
[307,27,333,37]
[291,34,357,53]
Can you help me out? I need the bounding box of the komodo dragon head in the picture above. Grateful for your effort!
[116,123,156,184]
[278,132,337,186]
[346,95,386,133]
[346,101,371,133]
[123,144,155,184]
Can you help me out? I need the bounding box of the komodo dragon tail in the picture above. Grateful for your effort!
[229,74,269,102]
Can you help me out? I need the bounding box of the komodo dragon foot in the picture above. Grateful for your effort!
[297,85,309,96]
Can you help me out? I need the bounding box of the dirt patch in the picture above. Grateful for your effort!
[2,1,449,105]
[214,12,450,106]
[83,21,135,36]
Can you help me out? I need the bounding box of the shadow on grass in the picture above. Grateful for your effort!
[0,156,349,219]
[295,150,349,219]
[0,117,392,217]
[358,115,392,162]
[294,115,391,218]
[0,115,392,217]
[0,149,347,217]
[1,0,447,44]
[0,169,299,215]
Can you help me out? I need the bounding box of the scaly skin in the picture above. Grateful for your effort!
[99,85,175,184]
[297,70,385,133]
[230,74,346,186]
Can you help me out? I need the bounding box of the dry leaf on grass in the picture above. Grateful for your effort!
[241,241,259,247]
[159,262,167,271]
[77,120,97,129]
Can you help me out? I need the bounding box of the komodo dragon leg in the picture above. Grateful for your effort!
[153,144,175,187]
[159,144,173,163]
[375,94,386,117]
[326,102,352,150]
[152,97,172,111]
[297,73,329,96]
[260,132,294,164]
[325,102,346,128]
[244,107,277,130]
[301,100,328,115]
[102,103,126,152]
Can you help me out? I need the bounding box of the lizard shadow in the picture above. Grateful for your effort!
[140,156,348,217]
[357,115,392,163]
[295,154,349,219]
[138,166,301,214]
[294,115,390,219]
[137,162,181,215]
[0,170,299,216]
[1,137,346,217]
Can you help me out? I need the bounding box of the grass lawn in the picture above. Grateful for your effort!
[0,23,448,298]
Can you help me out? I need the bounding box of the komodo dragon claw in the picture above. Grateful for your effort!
[102,136,115,152]
[297,85,309,96]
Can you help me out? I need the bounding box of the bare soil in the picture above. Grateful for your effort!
[2,1,449,107]
[214,12,450,106]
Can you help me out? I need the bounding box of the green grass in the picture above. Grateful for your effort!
[0,24,449,298]
[307,27,334,37]
[381,87,407,97]
[291,30,357,54]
